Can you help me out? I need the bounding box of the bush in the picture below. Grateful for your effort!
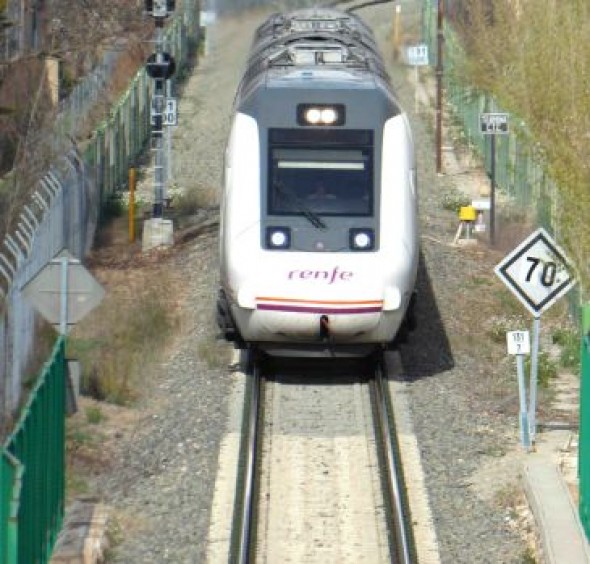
[552,327,581,370]
[526,352,558,388]
[440,187,471,213]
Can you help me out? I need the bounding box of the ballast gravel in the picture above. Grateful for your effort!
[91,5,533,563]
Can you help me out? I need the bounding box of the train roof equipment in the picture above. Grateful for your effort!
[236,9,391,102]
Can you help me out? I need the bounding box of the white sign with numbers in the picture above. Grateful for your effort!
[480,112,509,135]
[407,44,429,66]
[506,331,530,355]
[163,98,178,126]
[495,228,576,317]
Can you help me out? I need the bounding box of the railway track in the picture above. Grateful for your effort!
[230,351,416,563]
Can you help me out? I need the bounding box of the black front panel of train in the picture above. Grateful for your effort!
[263,128,378,253]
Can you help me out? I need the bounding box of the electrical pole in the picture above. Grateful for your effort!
[435,0,444,174]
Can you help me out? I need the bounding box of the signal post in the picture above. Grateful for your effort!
[143,0,177,251]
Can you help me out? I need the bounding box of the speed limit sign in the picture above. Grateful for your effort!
[494,228,576,317]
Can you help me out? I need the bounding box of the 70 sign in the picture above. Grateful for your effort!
[495,228,576,317]
[524,256,559,287]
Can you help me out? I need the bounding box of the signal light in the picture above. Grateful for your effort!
[145,0,175,17]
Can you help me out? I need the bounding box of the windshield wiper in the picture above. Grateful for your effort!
[273,181,327,230]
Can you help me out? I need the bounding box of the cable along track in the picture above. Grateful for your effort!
[231,352,415,563]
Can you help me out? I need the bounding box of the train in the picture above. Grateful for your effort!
[216,7,419,357]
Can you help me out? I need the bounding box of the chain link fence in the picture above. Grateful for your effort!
[0,2,202,422]
[422,0,584,312]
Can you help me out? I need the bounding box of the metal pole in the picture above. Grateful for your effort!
[59,256,68,335]
[435,0,444,174]
[517,354,531,449]
[414,65,419,114]
[529,316,541,445]
[392,4,402,60]
[490,134,496,245]
[153,18,166,219]
[166,79,173,195]
[129,167,136,243]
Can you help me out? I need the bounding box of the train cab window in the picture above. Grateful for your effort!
[269,147,373,216]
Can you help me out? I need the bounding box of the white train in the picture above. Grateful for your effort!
[217,8,418,356]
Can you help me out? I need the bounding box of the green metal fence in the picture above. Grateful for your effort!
[579,305,590,541]
[1,337,66,564]
[1,451,22,564]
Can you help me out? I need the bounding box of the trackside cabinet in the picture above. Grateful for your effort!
[579,304,590,540]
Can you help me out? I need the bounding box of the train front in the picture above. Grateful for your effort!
[219,46,418,356]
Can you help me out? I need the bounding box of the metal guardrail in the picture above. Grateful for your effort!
[1,336,65,564]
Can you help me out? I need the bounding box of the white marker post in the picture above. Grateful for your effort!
[507,330,531,448]
[495,228,576,446]
[406,43,429,114]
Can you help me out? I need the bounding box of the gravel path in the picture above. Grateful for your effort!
[93,4,536,563]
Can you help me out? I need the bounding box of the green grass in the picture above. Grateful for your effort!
[552,327,581,370]
[85,405,105,425]
[525,352,558,388]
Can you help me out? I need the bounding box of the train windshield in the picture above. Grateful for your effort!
[269,147,373,217]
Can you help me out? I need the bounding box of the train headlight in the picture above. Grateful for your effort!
[305,108,322,124]
[266,227,291,249]
[320,107,337,125]
[297,104,345,126]
[349,228,375,251]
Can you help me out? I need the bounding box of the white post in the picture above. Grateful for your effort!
[529,316,541,444]
[517,354,530,448]
[59,256,69,335]
[414,65,419,114]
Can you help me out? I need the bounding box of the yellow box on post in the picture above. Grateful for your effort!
[459,205,477,222]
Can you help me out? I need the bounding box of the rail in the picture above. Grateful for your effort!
[371,354,415,563]
[231,352,262,564]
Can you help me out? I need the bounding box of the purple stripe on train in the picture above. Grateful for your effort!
[257,304,382,314]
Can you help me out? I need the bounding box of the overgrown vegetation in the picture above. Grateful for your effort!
[67,213,183,406]
[68,280,178,406]
[453,0,590,294]
[552,327,581,371]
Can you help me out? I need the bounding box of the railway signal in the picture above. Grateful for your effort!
[145,0,176,17]
[146,52,176,80]
[143,0,176,249]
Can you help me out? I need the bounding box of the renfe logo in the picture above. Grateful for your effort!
[288,266,353,285]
